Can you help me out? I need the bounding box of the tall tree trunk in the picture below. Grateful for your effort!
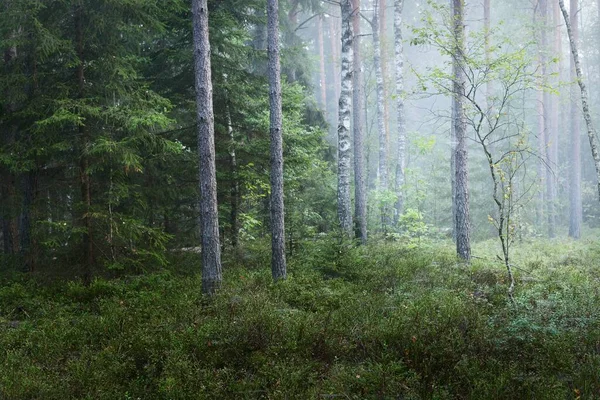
[192,0,223,294]
[561,0,600,222]
[352,0,367,244]
[19,170,38,272]
[225,93,238,248]
[76,6,93,285]
[393,0,406,223]
[560,0,583,238]
[380,0,390,145]
[544,0,556,238]
[484,0,491,105]
[3,32,20,256]
[373,0,389,228]
[317,15,328,115]
[329,15,341,102]
[337,0,354,236]
[267,0,287,280]
[452,0,471,260]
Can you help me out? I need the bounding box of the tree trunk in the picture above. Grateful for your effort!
[544,0,556,238]
[452,0,471,260]
[484,0,491,105]
[317,15,328,115]
[352,0,367,244]
[76,6,93,285]
[380,0,390,145]
[267,0,287,280]
[560,0,584,238]
[329,15,341,103]
[373,0,388,192]
[225,93,238,248]
[192,0,223,294]
[337,0,354,236]
[393,0,406,223]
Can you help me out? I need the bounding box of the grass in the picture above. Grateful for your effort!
[1,235,600,399]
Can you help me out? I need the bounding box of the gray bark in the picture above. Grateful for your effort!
[452,0,471,260]
[267,0,287,280]
[337,0,354,236]
[192,0,223,294]
[393,0,406,223]
[373,0,388,192]
[560,0,584,238]
[318,15,328,115]
[352,0,367,244]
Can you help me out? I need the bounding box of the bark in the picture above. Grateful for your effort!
[76,6,93,285]
[192,0,223,294]
[393,0,406,223]
[380,0,390,144]
[225,93,238,248]
[373,0,388,192]
[352,0,367,244]
[267,0,287,280]
[560,0,586,238]
[317,15,328,115]
[2,29,20,256]
[337,0,354,236]
[484,0,491,105]
[19,170,38,272]
[452,0,471,260]
[329,16,341,102]
[545,0,557,238]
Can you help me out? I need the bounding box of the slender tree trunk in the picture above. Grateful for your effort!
[380,0,390,145]
[560,0,583,238]
[352,0,367,244]
[337,0,354,236]
[373,0,387,192]
[329,15,341,102]
[543,0,556,238]
[452,0,471,260]
[267,0,287,280]
[192,0,223,294]
[225,94,238,248]
[561,0,600,221]
[393,0,406,224]
[484,0,491,105]
[317,15,328,115]
[76,6,93,285]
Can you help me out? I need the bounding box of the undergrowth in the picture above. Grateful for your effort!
[1,236,600,399]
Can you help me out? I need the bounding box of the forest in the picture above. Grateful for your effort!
[2,0,600,398]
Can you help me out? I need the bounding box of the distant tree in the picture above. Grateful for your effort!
[192,0,222,294]
[352,0,368,244]
[268,0,287,280]
[559,0,600,239]
[393,0,407,223]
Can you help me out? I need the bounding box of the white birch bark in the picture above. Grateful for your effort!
[337,0,354,236]
[393,0,406,223]
[373,0,388,192]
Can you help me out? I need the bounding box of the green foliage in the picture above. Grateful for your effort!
[2,238,600,398]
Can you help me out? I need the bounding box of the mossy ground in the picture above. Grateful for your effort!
[2,235,600,399]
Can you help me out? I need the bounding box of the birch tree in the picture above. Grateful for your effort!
[559,0,600,237]
[192,0,222,294]
[393,0,406,223]
[268,0,287,280]
[337,0,354,236]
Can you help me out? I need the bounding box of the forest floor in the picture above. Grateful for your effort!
[2,234,600,399]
